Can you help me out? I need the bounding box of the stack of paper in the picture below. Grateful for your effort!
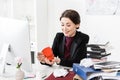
[93,61,120,72]
[53,68,68,78]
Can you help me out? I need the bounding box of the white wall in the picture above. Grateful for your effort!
[35,0,48,51]
[1,0,119,61]
[48,0,86,46]
[84,15,120,61]
[0,0,36,47]
[47,0,120,61]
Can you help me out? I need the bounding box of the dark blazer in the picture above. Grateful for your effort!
[52,31,89,67]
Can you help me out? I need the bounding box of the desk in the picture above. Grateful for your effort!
[0,77,35,80]
[0,63,73,80]
[0,64,36,80]
[36,63,73,80]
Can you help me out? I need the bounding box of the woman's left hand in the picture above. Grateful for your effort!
[44,58,54,65]
[54,57,61,64]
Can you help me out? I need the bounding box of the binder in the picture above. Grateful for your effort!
[73,63,101,80]
[87,51,106,55]
[87,53,111,59]
[87,43,111,59]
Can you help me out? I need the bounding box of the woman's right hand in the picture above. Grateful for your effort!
[37,52,55,65]
[37,52,45,63]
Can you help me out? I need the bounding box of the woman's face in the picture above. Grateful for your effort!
[60,17,79,37]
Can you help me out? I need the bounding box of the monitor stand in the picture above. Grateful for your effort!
[0,43,16,77]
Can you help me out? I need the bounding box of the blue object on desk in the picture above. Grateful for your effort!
[117,71,120,76]
[73,63,101,80]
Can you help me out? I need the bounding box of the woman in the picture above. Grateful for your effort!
[37,9,89,67]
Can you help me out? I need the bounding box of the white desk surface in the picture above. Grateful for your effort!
[0,77,35,80]
[1,63,119,80]
[0,63,72,80]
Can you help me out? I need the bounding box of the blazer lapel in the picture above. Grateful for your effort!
[70,41,77,58]
[70,33,82,58]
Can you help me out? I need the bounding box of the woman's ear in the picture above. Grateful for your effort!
[76,24,80,29]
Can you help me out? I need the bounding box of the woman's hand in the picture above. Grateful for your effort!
[37,52,45,63]
[37,52,55,65]
[54,57,61,64]
[44,58,54,65]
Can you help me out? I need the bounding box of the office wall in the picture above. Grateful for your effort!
[1,0,119,61]
[0,0,36,48]
[35,0,48,51]
[47,0,120,61]
[47,0,86,46]
[84,15,120,61]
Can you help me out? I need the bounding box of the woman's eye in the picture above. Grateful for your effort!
[61,24,64,26]
[67,25,70,27]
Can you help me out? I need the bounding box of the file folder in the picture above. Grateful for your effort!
[73,63,101,80]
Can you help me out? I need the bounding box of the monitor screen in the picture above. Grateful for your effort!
[0,17,32,73]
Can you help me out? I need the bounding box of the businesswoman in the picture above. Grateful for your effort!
[37,9,89,67]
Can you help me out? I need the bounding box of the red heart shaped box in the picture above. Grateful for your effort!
[41,47,54,61]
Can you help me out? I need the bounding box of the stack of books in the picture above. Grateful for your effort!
[87,43,111,59]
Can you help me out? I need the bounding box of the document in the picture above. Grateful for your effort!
[94,61,120,69]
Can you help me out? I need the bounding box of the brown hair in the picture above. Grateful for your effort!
[60,9,81,26]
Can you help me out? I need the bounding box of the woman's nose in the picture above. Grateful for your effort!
[63,26,67,31]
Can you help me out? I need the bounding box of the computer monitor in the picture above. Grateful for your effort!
[0,17,32,74]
